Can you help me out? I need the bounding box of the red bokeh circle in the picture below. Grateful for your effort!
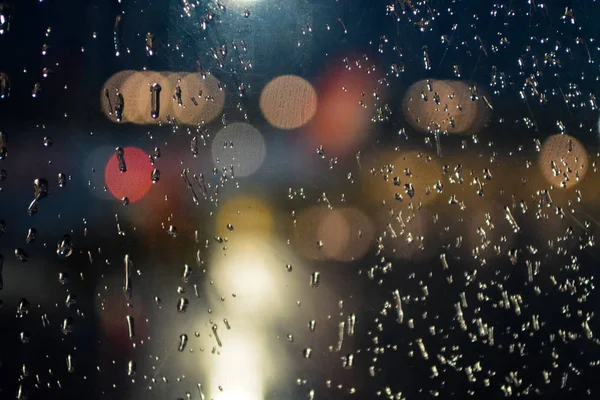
[104,146,153,203]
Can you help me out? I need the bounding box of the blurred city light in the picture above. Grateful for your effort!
[212,123,266,177]
[260,75,317,130]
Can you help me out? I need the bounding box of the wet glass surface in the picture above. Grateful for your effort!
[1,0,600,399]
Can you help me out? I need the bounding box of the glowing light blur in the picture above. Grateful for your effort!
[360,150,442,207]
[100,70,135,122]
[293,206,374,262]
[101,71,225,125]
[538,134,588,189]
[208,333,265,400]
[209,234,302,319]
[260,75,317,130]
[119,71,167,123]
[83,146,120,200]
[303,55,386,157]
[206,234,308,400]
[216,196,273,238]
[104,146,154,202]
[169,72,225,125]
[332,207,375,262]
[293,206,335,261]
[403,79,491,135]
[377,207,439,262]
[211,123,266,177]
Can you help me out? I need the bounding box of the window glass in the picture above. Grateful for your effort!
[0,1,599,399]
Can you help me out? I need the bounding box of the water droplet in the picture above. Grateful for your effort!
[19,331,30,343]
[127,360,136,376]
[65,294,76,307]
[113,15,122,56]
[43,136,53,147]
[14,248,28,262]
[114,91,124,122]
[56,235,73,258]
[33,178,48,201]
[310,272,320,288]
[0,169,6,181]
[57,172,67,187]
[182,264,192,282]
[145,32,155,56]
[126,315,135,339]
[347,314,356,337]
[303,348,312,359]
[31,82,41,98]
[0,72,10,99]
[16,384,26,400]
[61,317,73,335]
[64,354,74,373]
[150,83,161,119]
[243,9,250,18]
[177,297,189,313]
[0,131,7,159]
[151,168,160,183]
[124,254,132,300]
[178,334,188,351]
[212,324,222,347]
[115,147,126,172]
[16,298,29,318]
[58,272,68,285]
[308,320,316,332]
[286,264,293,272]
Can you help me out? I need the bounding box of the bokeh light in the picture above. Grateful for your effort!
[377,207,439,263]
[119,71,168,124]
[215,196,273,238]
[100,70,135,123]
[292,206,374,262]
[83,146,121,200]
[331,207,375,262]
[293,206,336,261]
[403,79,491,135]
[539,134,588,189]
[211,122,266,177]
[208,333,266,400]
[169,72,225,125]
[101,71,225,125]
[303,56,386,157]
[104,146,154,202]
[260,75,317,130]
[209,235,298,319]
[361,150,442,207]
